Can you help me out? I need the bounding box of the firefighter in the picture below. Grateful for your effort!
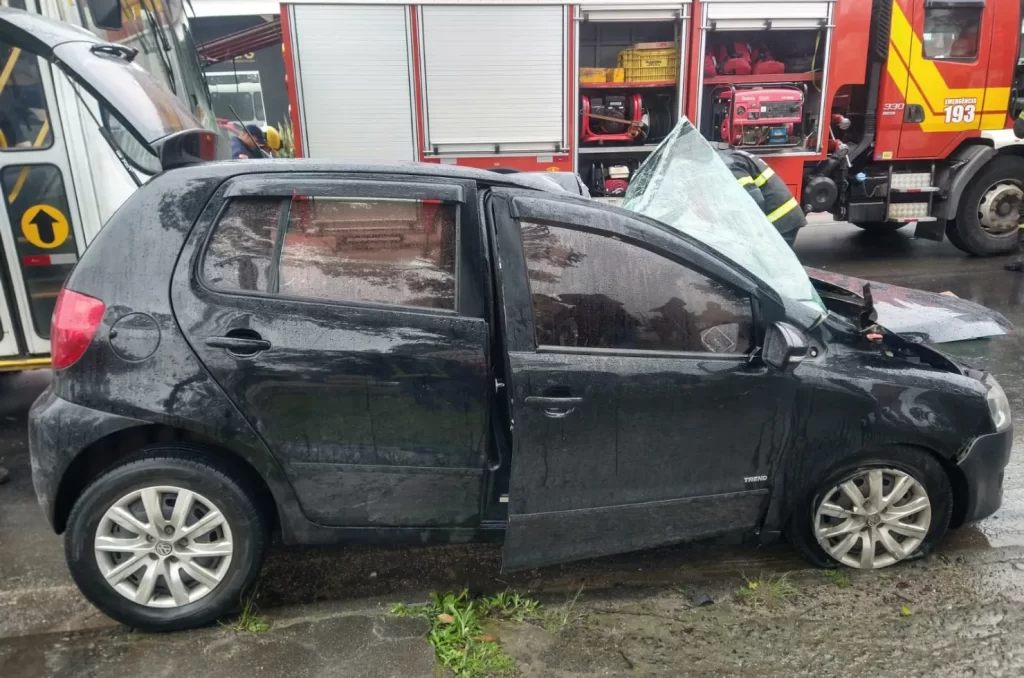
[1004,114,1024,271]
[718,148,806,248]
[230,125,268,159]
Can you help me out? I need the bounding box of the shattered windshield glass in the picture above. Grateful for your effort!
[623,118,825,313]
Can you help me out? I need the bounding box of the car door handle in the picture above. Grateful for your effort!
[206,331,271,355]
[525,396,583,419]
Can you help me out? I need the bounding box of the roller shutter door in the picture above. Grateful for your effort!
[420,5,566,155]
[291,5,416,162]
[704,1,830,30]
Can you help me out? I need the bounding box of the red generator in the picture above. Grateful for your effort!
[580,93,644,143]
[715,86,804,148]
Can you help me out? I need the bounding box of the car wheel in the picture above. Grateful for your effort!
[64,445,268,632]
[788,448,953,570]
[852,221,906,234]
[950,155,1024,256]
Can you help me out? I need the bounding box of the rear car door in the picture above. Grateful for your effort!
[490,191,793,570]
[172,173,495,528]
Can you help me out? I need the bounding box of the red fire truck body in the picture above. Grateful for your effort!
[281,0,1024,254]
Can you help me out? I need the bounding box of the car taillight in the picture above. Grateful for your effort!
[51,289,105,370]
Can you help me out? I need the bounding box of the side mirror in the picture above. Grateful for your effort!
[762,322,809,372]
[156,129,230,171]
[87,0,123,31]
[1014,116,1024,140]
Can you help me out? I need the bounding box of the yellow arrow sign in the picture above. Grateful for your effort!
[21,204,69,250]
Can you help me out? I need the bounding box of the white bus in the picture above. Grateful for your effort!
[0,0,214,370]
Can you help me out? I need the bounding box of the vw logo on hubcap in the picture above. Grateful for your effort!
[155,542,173,557]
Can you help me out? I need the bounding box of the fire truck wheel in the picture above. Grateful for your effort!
[852,222,907,234]
[951,155,1024,256]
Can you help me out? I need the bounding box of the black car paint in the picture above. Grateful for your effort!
[29,160,1009,572]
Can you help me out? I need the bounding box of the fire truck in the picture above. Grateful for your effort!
[278,0,1024,255]
[0,0,214,371]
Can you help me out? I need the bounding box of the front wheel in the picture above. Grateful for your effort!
[949,155,1024,256]
[787,448,953,570]
[64,446,268,631]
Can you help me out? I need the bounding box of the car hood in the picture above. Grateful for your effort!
[807,267,1011,344]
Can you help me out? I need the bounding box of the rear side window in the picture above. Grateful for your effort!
[521,223,753,354]
[202,198,282,292]
[202,195,458,311]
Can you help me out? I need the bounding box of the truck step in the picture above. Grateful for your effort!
[887,202,934,221]
[891,186,940,193]
[890,172,934,191]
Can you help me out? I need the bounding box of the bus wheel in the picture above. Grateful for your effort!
[950,156,1024,256]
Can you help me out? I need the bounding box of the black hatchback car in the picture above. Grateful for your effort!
[12,10,1013,632]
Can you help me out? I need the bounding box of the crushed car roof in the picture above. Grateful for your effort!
[164,159,584,195]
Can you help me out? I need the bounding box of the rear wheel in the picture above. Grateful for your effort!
[949,155,1024,256]
[65,446,268,631]
[852,221,906,234]
[788,448,952,570]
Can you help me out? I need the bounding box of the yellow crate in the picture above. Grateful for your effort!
[579,67,608,83]
[609,67,625,82]
[617,46,679,82]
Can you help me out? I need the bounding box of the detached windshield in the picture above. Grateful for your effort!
[623,119,824,313]
[53,41,198,143]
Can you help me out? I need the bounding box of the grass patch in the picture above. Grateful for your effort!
[734,574,798,607]
[391,589,542,677]
[222,584,271,633]
[822,569,851,588]
[543,584,584,633]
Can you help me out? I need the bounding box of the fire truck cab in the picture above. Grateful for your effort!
[279,0,1024,255]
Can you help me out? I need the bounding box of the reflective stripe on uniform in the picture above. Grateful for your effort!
[766,197,799,223]
[1018,223,1024,230]
[754,167,776,187]
[737,176,755,187]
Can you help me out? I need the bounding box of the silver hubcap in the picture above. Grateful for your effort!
[813,468,931,570]
[94,486,234,608]
[978,181,1023,234]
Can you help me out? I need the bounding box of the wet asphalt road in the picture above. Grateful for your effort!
[3,219,1024,674]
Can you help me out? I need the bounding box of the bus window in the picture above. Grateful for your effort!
[0,165,79,338]
[0,43,53,151]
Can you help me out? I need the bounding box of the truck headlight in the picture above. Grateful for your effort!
[985,374,1012,432]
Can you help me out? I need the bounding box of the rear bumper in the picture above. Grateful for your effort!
[957,427,1013,524]
[29,388,145,531]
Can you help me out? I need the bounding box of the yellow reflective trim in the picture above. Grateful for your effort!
[754,167,775,187]
[736,176,755,187]
[0,47,21,95]
[0,357,51,372]
[767,198,799,223]
[7,119,50,204]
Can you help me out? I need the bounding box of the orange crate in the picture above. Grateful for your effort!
[617,46,679,83]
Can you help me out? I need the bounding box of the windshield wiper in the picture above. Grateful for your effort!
[140,0,177,95]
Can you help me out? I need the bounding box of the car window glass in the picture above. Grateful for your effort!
[922,8,981,60]
[521,222,753,354]
[278,197,457,310]
[202,198,282,292]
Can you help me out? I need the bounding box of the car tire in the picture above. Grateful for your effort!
[949,155,1024,256]
[852,221,906,234]
[64,445,268,632]
[787,447,953,570]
